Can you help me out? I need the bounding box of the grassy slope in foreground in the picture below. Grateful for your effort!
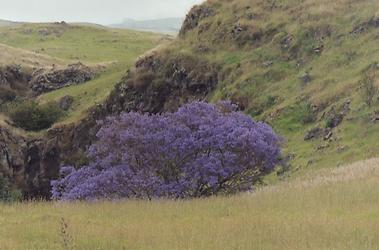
[1,159,379,250]
[0,23,167,123]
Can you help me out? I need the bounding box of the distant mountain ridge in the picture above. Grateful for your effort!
[0,19,20,27]
[110,17,184,34]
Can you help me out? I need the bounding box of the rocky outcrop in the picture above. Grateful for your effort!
[0,126,61,198]
[30,63,95,94]
[0,65,30,98]
[0,114,101,198]
[304,127,332,141]
[351,14,379,35]
[0,65,31,104]
[0,65,30,89]
[179,5,215,37]
[103,52,220,114]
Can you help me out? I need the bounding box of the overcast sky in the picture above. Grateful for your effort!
[0,0,205,24]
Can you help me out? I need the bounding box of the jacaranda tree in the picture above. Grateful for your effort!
[52,101,282,200]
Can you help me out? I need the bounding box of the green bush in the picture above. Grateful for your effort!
[7,100,62,131]
[300,102,317,124]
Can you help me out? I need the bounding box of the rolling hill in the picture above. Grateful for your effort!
[111,17,184,34]
[0,22,168,122]
[0,19,19,27]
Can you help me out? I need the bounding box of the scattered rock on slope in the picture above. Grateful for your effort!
[304,127,333,141]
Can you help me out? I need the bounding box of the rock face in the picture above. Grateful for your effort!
[0,127,60,198]
[0,65,31,104]
[0,65,30,90]
[30,63,94,94]
[0,118,102,198]
[0,65,30,100]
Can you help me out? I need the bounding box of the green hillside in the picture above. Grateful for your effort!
[0,43,65,67]
[120,0,379,174]
[0,22,168,123]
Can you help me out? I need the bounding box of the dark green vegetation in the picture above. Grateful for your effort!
[7,101,62,131]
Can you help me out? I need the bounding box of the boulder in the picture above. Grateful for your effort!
[304,127,324,140]
[299,72,312,85]
[326,113,344,128]
[304,127,333,141]
[59,95,74,111]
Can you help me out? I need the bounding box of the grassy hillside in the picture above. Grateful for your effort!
[0,43,65,68]
[1,158,379,249]
[0,23,167,123]
[134,0,379,173]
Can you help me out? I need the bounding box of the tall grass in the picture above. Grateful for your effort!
[1,159,379,250]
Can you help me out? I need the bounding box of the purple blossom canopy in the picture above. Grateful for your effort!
[52,101,282,200]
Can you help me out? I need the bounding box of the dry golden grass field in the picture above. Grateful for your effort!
[1,159,379,250]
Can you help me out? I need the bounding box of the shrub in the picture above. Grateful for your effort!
[7,100,62,131]
[52,101,282,201]
[360,70,378,107]
[300,101,317,124]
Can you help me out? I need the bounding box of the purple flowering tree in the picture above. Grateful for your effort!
[52,101,281,200]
